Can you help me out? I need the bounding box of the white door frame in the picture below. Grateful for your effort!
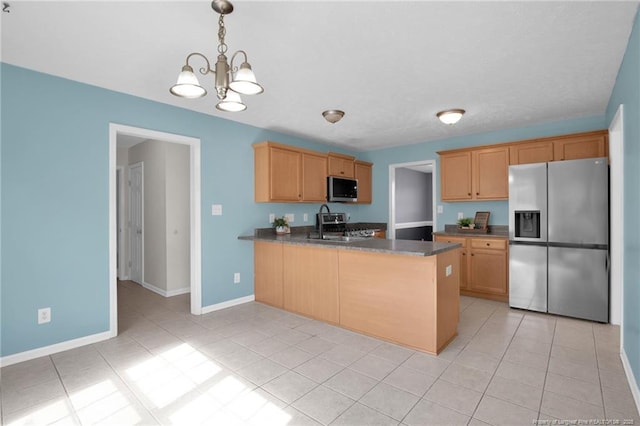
[609,105,624,331]
[128,162,144,285]
[109,123,202,334]
[116,166,128,280]
[388,159,437,240]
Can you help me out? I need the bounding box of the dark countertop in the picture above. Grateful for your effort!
[239,233,461,257]
[433,224,509,239]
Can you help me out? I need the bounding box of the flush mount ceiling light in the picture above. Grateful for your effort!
[169,0,263,112]
[322,110,345,124]
[437,109,465,125]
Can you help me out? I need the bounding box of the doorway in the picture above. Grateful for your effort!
[109,124,202,335]
[388,160,437,240]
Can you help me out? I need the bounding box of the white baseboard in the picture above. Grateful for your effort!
[621,347,640,416]
[0,330,115,368]
[201,294,255,314]
[141,281,190,298]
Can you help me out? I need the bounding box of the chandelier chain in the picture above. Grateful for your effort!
[217,14,228,55]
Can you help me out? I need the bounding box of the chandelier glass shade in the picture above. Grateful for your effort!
[170,1,263,112]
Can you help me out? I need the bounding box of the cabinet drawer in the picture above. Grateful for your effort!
[435,235,467,247]
[470,238,507,250]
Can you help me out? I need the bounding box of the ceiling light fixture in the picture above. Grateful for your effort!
[322,110,345,124]
[170,0,263,112]
[437,109,465,125]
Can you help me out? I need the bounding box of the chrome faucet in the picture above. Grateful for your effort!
[318,204,331,240]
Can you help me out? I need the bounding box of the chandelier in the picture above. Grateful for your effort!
[170,0,263,112]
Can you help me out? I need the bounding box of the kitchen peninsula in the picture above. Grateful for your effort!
[239,231,461,354]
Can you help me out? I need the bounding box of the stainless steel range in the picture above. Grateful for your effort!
[316,212,379,238]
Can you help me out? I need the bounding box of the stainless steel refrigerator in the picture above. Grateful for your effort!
[508,157,609,322]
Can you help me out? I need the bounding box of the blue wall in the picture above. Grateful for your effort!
[0,64,364,357]
[607,8,640,389]
[359,116,606,229]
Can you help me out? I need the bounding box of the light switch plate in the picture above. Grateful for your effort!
[457,212,464,220]
[269,213,275,223]
[285,213,294,223]
[303,213,309,222]
[437,205,443,214]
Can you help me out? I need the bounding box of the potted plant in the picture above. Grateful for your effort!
[273,217,290,235]
[457,217,475,229]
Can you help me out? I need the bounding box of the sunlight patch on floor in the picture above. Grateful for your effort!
[5,398,75,426]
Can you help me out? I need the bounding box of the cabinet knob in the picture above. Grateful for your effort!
[341,171,344,174]
[467,193,471,196]
[486,243,490,246]
[476,192,480,195]
[462,252,466,256]
[471,253,475,256]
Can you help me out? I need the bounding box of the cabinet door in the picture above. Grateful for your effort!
[270,147,301,201]
[328,155,355,178]
[254,241,283,308]
[472,147,509,200]
[440,152,472,201]
[355,161,373,204]
[301,152,327,202]
[469,247,508,296]
[509,141,554,165]
[283,245,339,323]
[553,134,607,161]
[434,236,468,290]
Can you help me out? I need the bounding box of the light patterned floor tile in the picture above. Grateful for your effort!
[423,379,482,416]
[359,382,419,421]
[474,394,538,426]
[291,385,354,425]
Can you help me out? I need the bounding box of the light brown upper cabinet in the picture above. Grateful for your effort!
[472,147,509,200]
[301,152,328,202]
[552,132,607,161]
[509,140,554,165]
[328,152,355,178]
[354,160,373,204]
[254,141,327,202]
[439,147,508,201]
[510,130,608,165]
[440,151,472,201]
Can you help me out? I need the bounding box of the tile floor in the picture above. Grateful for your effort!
[1,280,638,425]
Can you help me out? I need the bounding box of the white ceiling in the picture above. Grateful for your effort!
[2,1,638,151]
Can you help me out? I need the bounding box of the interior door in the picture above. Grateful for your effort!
[129,162,143,285]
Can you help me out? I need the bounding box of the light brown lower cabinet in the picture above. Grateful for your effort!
[434,235,508,302]
[254,241,284,308]
[253,241,460,354]
[283,245,339,324]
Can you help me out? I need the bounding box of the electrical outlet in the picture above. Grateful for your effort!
[285,213,294,223]
[437,205,443,214]
[457,212,464,220]
[212,204,222,216]
[38,307,51,324]
[303,213,308,222]
[446,265,452,277]
[233,273,240,284]
[269,213,275,223]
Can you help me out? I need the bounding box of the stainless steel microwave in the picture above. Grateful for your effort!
[327,176,358,202]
